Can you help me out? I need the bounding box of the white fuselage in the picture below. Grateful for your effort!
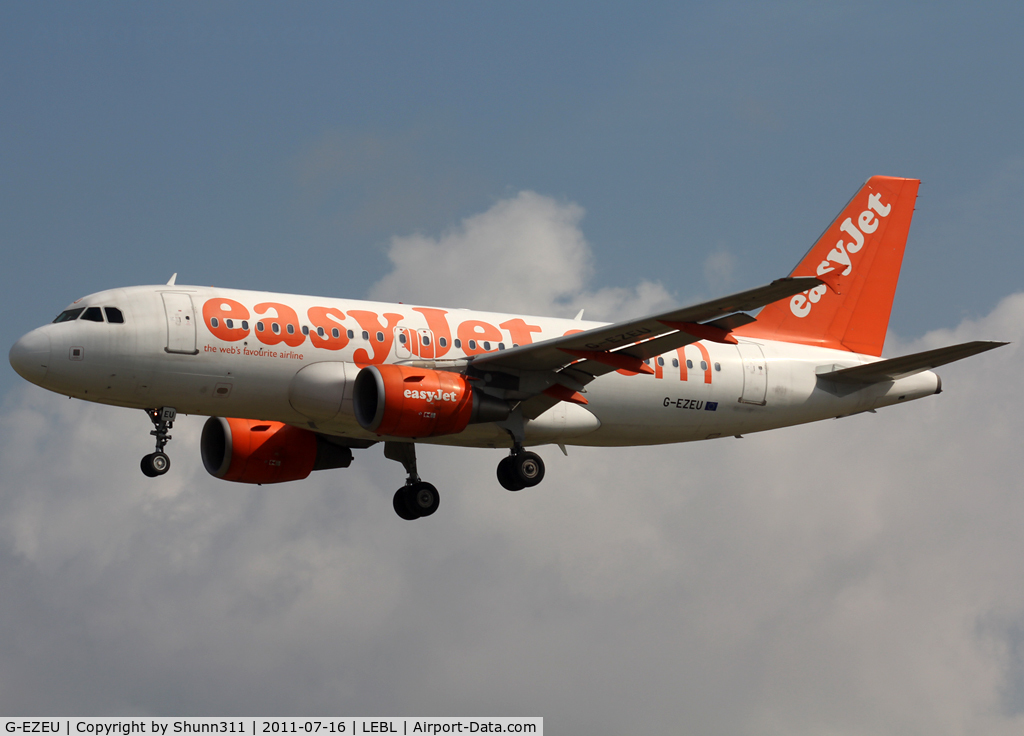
[12,284,940,448]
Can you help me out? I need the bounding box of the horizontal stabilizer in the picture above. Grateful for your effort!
[816,341,1008,385]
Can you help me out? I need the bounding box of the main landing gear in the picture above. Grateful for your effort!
[496,448,545,491]
[382,440,545,519]
[141,407,176,478]
[384,442,440,521]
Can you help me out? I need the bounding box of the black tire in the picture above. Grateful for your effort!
[393,487,419,520]
[140,454,159,478]
[497,456,526,491]
[514,451,545,487]
[408,482,440,517]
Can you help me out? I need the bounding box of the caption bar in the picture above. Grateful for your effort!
[3,721,541,736]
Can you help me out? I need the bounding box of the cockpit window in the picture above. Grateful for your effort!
[81,307,104,322]
[105,307,125,324]
[53,308,85,323]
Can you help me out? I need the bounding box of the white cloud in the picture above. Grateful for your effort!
[369,191,674,320]
[2,199,1023,731]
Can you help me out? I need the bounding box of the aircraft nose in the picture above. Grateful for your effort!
[9,328,51,384]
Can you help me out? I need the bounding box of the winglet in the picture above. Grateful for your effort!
[167,273,178,286]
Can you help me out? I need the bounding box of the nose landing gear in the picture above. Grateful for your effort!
[141,407,176,478]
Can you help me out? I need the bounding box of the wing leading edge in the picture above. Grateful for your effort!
[468,276,825,418]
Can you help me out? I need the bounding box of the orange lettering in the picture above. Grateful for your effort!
[254,302,305,348]
[694,343,712,384]
[457,320,503,356]
[500,318,543,347]
[412,307,453,358]
[307,307,350,351]
[349,310,404,367]
[203,298,251,342]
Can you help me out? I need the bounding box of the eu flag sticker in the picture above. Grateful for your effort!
[705,401,719,411]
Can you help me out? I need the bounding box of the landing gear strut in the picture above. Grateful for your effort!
[385,442,439,520]
[496,448,545,491]
[141,407,176,478]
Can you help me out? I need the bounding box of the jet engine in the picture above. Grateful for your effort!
[353,364,510,437]
[201,417,352,484]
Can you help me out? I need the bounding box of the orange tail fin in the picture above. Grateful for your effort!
[735,175,920,356]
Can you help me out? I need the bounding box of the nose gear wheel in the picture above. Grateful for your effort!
[140,407,175,477]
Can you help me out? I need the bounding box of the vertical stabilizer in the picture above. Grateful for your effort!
[735,176,920,356]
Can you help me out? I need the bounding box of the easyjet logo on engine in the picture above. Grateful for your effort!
[790,191,892,318]
[404,389,459,402]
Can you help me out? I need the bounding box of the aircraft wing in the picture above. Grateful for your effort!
[468,276,823,418]
[471,276,823,375]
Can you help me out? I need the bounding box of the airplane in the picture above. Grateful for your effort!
[8,176,1006,520]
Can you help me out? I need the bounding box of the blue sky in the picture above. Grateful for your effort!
[2,3,1024,730]
[4,2,1023,371]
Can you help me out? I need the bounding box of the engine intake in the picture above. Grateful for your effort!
[201,417,352,484]
[353,364,510,437]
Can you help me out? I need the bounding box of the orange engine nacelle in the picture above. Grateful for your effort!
[200,417,352,484]
[353,364,510,438]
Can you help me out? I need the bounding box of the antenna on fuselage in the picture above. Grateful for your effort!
[166,273,177,286]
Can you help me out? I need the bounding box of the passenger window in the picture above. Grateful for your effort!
[439,337,448,348]
[272,323,281,334]
[454,339,462,349]
[242,320,249,330]
[672,359,679,368]
[469,340,477,350]
[399,333,407,344]
[347,330,354,339]
[105,307,125,324]
[483,341,490,351]
[657,357,664,366]
[362,331,369,340]
[301,325,309,335]
[317,327,325,337]
[375,331,384,342]
[211,317,220,328]
[286,324,295,335]
[498,343,505,350]
[422,335,430,346]
[332,328,340,339]
[256,322,265,332]
[700,361,708,371]
[225,319,233,329]
[686,360,693,369]
[53,308,85,323]
[81,307,104,322]
[714,362,721,372]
